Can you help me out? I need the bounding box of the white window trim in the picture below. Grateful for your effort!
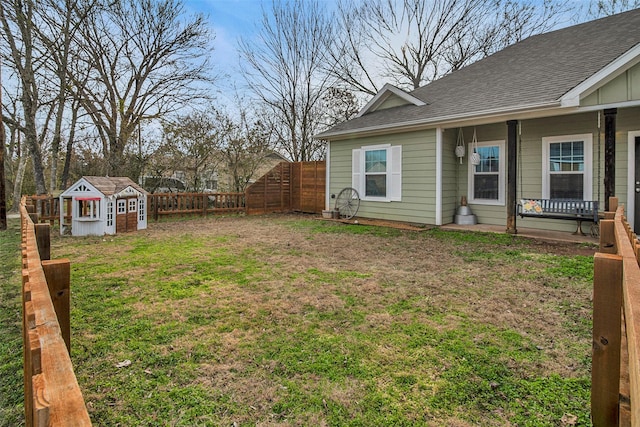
[468,140,505,206]
[353,143,402,202]
[542,134,593,200]
[138,197,145,222]
[627,130,640,229]
[76,199,101,221]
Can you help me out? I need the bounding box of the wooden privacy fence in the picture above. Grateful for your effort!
[148,192,245,221]
[592,197,640,426]
[246,161,325,215]
[26,161,326,223]
[20,199,91,426]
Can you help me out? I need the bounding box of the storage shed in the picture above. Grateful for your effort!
[59,176,148,236]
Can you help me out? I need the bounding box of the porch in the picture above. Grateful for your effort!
[441,222,599,245]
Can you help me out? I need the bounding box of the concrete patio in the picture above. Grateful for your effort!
[440,222,599,245]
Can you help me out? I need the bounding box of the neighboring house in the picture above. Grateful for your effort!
[316,9,640,235]
[59,176,148,236]
[140,176,187,193]
[244,152,291,187]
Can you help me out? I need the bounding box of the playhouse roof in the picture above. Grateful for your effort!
[82,176,148,196]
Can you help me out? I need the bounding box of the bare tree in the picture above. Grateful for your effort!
[160,111,222,192]
[588,0,640,17]
[1,0,48,194]
[1,87,27,213]
[320,87,360,129]
[331,0,567,95]
[67,0,214,176]
[238,0,336,161]
[215,110,273,192]
[0,59,5,230]
[35,0,95,193]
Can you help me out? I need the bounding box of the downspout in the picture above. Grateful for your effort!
[506,120,518,234]
[436,128,443,225]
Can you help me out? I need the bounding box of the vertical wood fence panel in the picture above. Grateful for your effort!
[246,162,292,215]
[246,161,325,215]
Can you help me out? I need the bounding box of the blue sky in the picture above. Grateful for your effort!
[185,1,264,70]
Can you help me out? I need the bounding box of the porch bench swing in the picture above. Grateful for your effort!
[517,198,599,236]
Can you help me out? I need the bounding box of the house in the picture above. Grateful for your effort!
[316,9,640,235]
[59,176,148,236]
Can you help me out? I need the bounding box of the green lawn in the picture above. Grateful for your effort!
[0,215,595,426]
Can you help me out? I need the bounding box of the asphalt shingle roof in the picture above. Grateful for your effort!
[319,8,640,138]
[83,176,148,196]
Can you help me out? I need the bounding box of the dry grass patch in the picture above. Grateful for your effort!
[33,214,596,425]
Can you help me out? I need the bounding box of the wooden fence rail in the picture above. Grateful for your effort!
[593,197,640,426]
[24,195,71,226]
[20,199,91,426]
[26,161,325,224]
[148,192,245,221]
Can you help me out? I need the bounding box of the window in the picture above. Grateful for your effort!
[352,144,402,201]
[117,199,126,214]
[365,149,387,197]
[468,140,505,205]
[542,134,592,200]
[106,202,114,227]
[77,198,100,220]
[138,198,145,222]
[128,198,137,212]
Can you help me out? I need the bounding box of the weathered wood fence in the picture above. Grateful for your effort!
[592,197,640,426]
[148,192,245,221]
[20,199,91,426]
[25,195,71,225]
[26,161,326,223]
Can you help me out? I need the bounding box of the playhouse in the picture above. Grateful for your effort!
[59,176,148,236]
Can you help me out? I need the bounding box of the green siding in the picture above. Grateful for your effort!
[451,124,508,226]
[378,96,412,110]
[506,109,637,233]
[329,106,639,231]
[582,63,640,106]
[329,130,437,224]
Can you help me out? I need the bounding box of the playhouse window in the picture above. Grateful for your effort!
[542,134,592,200]
[139,198,145,222]
[468,140,505,205]
[352,144,402,202]
[106,201,114,227]
[77,198,100,220]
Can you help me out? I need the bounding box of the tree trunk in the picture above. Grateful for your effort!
[0,108,6,230]
[9,148,28,214]
[60,101,79,189]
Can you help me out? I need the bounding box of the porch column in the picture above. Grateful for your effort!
[506,120,518,234]
[604,108,617,211]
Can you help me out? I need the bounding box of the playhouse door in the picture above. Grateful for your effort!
[116,198,138,233]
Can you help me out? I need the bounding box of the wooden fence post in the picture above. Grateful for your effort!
[610,197,619,214]
[34,223,51,261]
[42,259,71,354]
[600,219,617,254]
[592,252,623,426]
